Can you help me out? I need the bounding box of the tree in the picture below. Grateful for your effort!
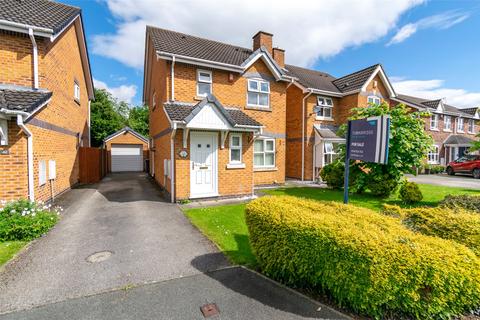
[90,89,128,147]
[471,133,480,151]
[128,105,149,137]
[340,102,433,197]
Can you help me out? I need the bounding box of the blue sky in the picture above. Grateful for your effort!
[64,0,480,108]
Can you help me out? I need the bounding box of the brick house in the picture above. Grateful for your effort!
[144,27,479,201]
[0,0,94,202]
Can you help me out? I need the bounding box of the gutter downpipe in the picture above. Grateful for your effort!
[301,90,313,181]
[170,124,177,203]
[1,109,34,201]
[28,28,39,89]
[171,55,176,101]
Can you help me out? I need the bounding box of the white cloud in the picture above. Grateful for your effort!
[392,78,480,108]
[92,0,424,69]
[93,78,137,104]
[387,11,469,46]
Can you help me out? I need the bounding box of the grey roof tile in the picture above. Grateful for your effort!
[461,107,479,116]
[0,0,80,35]
[444,135,475,145]
[396,94,474,117]
[285,64,340,93]
[332,64,380,93]
[148,26,253,66]
[313,124,344,140]
[0,87,52,113]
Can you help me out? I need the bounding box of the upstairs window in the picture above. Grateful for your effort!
[247,79,270,108]
[444,115,452,131]
[254,138,275,167]
[229,134,242,164]
[430,114,439,130]
[197,70,212,97]
[367,96,381,105]
[427,145,439,164]
[0,119,8,146]
[468,119,475,133]
[457,117,464,132]
[316,97,333,119]
[74,81,80,102]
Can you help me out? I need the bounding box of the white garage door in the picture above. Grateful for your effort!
[111,144,143,172]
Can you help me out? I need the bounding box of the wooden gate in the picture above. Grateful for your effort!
[79,147,107,184]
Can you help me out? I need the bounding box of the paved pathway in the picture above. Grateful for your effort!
[407,173,480,190]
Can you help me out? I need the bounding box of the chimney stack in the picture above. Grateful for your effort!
[272,47,285,68]
[252,31,273,55]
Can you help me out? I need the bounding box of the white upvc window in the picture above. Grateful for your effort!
[457,117,464,132]
[39,160,47,186]
[0,119,8,146]
[316,97,333,119]
[74,81,81,102]
[427,145,439,164]
[323,142,339,165]
[468,119,475,133]
[444,115,452,131]
[247,79,270,108]
[430,114,439,130]
[196,69,212,97]
[229,134,242,164]
[254,138,275,167]
[367,95,381,105]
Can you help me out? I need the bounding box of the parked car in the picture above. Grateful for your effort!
[446,155,480,178]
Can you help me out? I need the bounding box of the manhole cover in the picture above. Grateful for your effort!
[200,303,219,318]
[86,251,113,263]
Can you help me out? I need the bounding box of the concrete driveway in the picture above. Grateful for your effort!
[0,173,229,314]
[407,174,480,190]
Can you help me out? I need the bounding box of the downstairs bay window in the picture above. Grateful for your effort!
[323,142,339,165]
[0,119,8,146]
[254,138,275,168]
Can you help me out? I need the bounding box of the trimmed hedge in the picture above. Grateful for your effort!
[440,194,480,213]
[246,196,480,319]
[399,181,423,204]
[383,205,480,255]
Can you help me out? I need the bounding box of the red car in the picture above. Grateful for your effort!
[446,155,480,179]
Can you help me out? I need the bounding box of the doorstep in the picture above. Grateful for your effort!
[179,194,257,209]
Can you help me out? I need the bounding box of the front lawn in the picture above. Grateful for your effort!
[184,184,479,266]
[0,241,26,267]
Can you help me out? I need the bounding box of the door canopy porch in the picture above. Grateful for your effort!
[164,94,264,148]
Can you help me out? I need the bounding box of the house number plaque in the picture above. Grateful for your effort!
[178,150,188,158]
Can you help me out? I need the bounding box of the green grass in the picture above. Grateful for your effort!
[184,184,479,266]
[0,241,26,267]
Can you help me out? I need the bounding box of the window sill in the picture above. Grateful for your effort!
[443,129,452,132]
[254,167,278,172]
[430,128,439,131]
[315,117,334,121]
[246,105,271,112]
[226,163,246,169]
[194,96,209,101]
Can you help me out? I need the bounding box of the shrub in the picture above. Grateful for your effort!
[385,205,480,255]
[399,181,423,204]
[0,199,59,241]
[364,171,399,197]
[246,196,480,319]
[319,161,344,189]
[440,194,480,213]
[430,165,445,174]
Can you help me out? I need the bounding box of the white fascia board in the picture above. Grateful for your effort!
[105,128,148,143]
[156,52,243,73]
[0,20,53,37]
[360,65,396,98]
[309,88,343,97]
[241,52,282,81]
[74,17,95,100]
[50,15,79,42]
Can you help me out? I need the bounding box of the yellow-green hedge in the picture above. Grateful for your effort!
[246,196,480,319]
[383,205,480,255]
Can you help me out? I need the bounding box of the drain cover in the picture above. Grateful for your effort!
[86,251,113,263]
[200,303,219,318]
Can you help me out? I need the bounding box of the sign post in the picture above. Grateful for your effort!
[343,115,390,204]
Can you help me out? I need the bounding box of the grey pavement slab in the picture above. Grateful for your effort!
[0,173,229,314]
[0,266,350,320]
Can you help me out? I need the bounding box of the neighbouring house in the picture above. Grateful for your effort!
[143,27,479,201]
[0,0,94,202]
[393,95,479,165]
[103,127,149,173]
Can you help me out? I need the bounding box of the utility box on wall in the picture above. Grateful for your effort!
[49,160,56,180]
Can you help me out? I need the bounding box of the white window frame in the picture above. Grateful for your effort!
[427,145,439,164]
[74,81,81,102]
[39,160,47,186]
[468,119,475,133]
[0,119,8,146]
[315,96,333,120]
[196,69,212,97]
[323,142,338,165]
[456,117,464,133]
[247,79,270,108]
[229,134,242,164]
[444,115,452,132]
[253,138,275,168]
[430,114,439,130]
[367,95,381,105]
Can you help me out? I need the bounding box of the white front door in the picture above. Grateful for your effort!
[190,132,218,198]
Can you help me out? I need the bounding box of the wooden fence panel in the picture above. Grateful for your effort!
[79,147,107,184]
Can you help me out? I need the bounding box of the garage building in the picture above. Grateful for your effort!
[104,127,149,172]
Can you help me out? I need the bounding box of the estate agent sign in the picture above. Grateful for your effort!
[344,115,391,203]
